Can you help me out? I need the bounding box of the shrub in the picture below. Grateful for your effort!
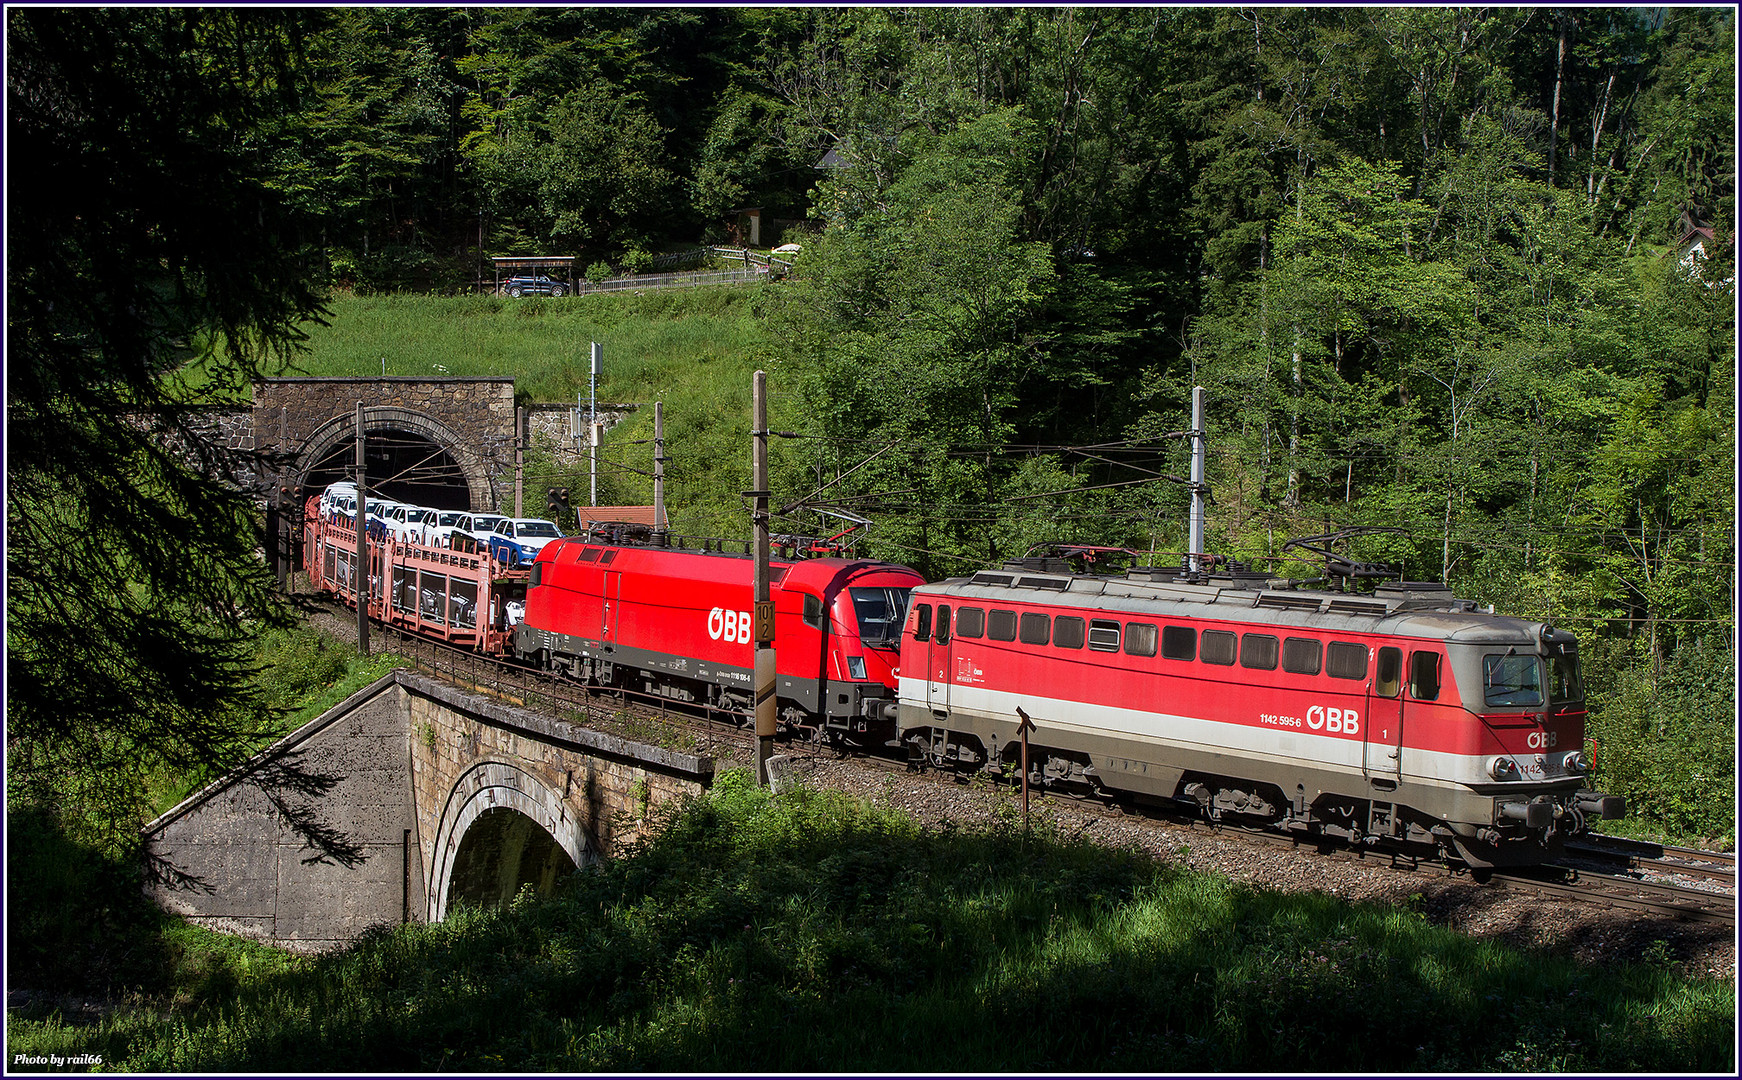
[1586,636,1736,844]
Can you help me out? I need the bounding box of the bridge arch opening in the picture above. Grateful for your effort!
[445,807,579,912]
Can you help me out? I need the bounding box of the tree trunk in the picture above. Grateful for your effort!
[1548,16,1568,187]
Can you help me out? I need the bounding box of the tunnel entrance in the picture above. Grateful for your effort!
[300,428,473,511]
[445,807,579,912]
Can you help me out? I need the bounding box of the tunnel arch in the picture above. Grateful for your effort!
[428,760,597,922]
[293,406,497,513]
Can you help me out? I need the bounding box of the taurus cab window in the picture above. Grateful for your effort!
[852,587,912,647]
[1484,654,1544,708]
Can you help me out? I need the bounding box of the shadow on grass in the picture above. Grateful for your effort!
[9,775,1734,1073]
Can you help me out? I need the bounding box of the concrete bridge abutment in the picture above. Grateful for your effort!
[143,669,713,952]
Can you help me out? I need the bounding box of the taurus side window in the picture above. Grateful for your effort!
[1200,629,1237,665]
[987,609,1018,642]
[1375,646,1402,697]
[912,603,932,642]
[1053,615,1085,649]
[1282,637,1322,675]
[1326,642,1367,680]
[1125,622,1159,657]
[1019,612,1051,645]
[1409,651,1441,701]
[956,606,986,639]
[1162,625,1196,661]
[1088,619,1122,652]
[803,593,823,628]
[1240,633,1278,670]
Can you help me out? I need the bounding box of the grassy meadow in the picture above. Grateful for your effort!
[7,772,1733,1072]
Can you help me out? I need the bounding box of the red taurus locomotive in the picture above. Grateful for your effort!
[897,565,1624,869]
[305,497,926,743]
[514,540,925,742]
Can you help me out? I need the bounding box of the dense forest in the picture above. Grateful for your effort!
[272,8,1735,583]
[270,9,1731,673]
[7,6,1734,847]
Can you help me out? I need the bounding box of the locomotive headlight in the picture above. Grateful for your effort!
[846,656,867,680]
[1489,756,1520,781]
[1562,750,1586,773]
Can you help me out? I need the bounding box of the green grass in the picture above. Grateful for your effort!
[277,288,770,404]
[8,772,1733,1072]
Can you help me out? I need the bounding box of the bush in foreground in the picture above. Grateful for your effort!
[8,772,1733,1072]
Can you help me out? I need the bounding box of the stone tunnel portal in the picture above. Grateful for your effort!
[300,428,474,512]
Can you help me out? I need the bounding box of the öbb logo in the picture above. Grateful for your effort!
[1526,730,1558,749]
[1305,705,1360,736]
[708,607,753,644]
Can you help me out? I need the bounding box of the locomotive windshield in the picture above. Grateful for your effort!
[1483,654,1543,708]
[849,586,912,647]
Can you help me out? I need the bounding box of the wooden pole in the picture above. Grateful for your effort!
[275,406,289,588]
[653,401,666,544]
[752,371,775,786]
[355,401,369,656]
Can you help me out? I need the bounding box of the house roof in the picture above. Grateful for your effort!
[576,505,664,528]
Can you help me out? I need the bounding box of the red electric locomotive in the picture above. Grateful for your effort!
[514,539,925,743]
[896,564,1624,869]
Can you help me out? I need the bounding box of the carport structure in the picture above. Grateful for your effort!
[489,255,576,295]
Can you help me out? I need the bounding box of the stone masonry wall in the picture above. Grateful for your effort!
[406,671,710,919]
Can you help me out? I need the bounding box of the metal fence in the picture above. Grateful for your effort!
[567,266,770,294]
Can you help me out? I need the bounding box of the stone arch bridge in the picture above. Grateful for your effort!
[143,669,713,952]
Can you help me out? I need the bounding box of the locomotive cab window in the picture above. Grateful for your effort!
[1088,619,1121,652]
[1375,647,1402,696]
[956,606,985,639]
[1549,654,1582,704]
[988,609,1018,642]
[1054,615,1085,649]
[1125,622,1158,658]
[1200,629,1236,666]
[1161,625,1196,661]
[935,605,952,646]
[1282,637,1321,675]
[852,586,912,646]
[1408,651,1441,701]
[1484,654,1543,708]
[803,593,824,629]
[1019,612,1051,646]
[911,603,932,642]
[1240,633,1278,670]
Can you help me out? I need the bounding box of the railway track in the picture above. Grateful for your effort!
[328,601,1738,928]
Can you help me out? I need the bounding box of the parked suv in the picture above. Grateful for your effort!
[502,275,567,298]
